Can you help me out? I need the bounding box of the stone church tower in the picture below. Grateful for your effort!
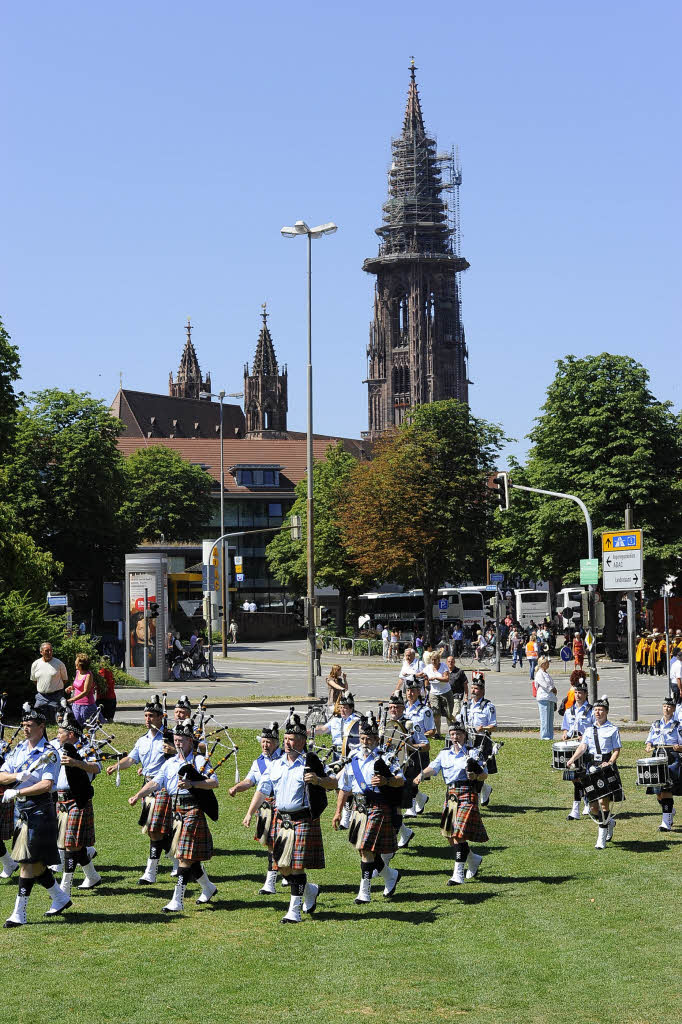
[243,305,288,437]
[169,319,211,400]
[363,61,470,439]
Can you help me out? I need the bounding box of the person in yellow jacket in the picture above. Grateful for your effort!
[635,635,646,675]
[657,635,668,676]
[647,633,659,675]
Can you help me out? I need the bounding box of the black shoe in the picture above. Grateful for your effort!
[3,920,22,928]
[566,814,580,821]
[44,899,72,917]
[137,878,154,886]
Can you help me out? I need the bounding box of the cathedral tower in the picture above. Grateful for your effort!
[243,305,288,437]
[363,61,470,439]
[169,319,211,400]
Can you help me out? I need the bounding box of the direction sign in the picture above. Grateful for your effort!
[602,529,643,591]
[560,645,572,662]
[579,558,599,585]
[490,572,504,583]
[484,584,497,592]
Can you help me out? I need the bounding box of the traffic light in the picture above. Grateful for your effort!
[490,471,510,510]
[289,514,302,541]
[320,607,333,627]
[147,601,160,619]
[293,598,307,626]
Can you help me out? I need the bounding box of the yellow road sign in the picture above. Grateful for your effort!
[601,529,642,552]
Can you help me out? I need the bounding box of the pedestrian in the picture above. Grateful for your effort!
[381,626,390,662]
[325,664,348,709]
[534,656,558,739]
[229,620,238,644]
[526,632,539,682]
[30,642,68,724]
[97,657,117,722]
[509,628,523,668]
[572,631,585,669]
[65,654,98,725]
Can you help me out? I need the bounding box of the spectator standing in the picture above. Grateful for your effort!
[534,656,558,739]
[30,642,68,724]
[66,654,98,724]
[450,624,463,658]
[572,631,585,669]
[526,632,539,682]
[424,650,454,738]
[381,626,390,662]
[97,657,117,722]
[509,628,523,668]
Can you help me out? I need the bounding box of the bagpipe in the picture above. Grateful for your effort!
[60,742,95,809]
[187,698,240,786]
[69,705,129,786]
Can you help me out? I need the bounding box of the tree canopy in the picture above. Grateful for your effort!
[340,401,507,641]
[0,317,20,460]
[489,354,682,593]
[120,445,214,543]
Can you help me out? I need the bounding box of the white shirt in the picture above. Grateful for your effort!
[424,661,451,696]
[670,660,682,687]
[30,657,68,694]
[534,668,557,702]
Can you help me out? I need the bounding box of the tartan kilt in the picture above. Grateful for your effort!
[147,790,173,835]
[271,812,325,872]
[0,795,14,842]
[357,803,397,855]
[175,805,213,862]
[441,785,488,843]
[58,793,95,849]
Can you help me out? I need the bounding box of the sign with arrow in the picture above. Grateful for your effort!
[602,529,643,591]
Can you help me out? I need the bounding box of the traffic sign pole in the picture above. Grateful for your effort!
[625,506,638,721]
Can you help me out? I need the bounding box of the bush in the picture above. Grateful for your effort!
[0,591,64,711]
[53,631,101,680]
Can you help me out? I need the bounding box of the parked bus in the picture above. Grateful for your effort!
[514,589,552,629]
[358,587,482,640]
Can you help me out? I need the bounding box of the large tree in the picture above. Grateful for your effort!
[489,353,682,601]
[0,317,20,459]
[340,401,506,642]
[266,442,370,626]
[7,389,131,582]
[120,445,214,543]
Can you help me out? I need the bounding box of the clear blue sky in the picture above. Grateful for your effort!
[3,1,680,461]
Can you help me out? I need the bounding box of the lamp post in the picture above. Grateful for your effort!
[201,389,228,656]
[281,220,337,698]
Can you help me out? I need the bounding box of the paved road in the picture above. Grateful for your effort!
[114,640,669,732]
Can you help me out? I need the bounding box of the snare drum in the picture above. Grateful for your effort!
[636,756,670,788]
[552,741,582,771]
[582,764,623,804]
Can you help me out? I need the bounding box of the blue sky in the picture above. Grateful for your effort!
[3,1,680,461]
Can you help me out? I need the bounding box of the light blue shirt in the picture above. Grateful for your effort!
[405,699,435,736]
[646,719,682,747]
[319,712,360,751]
[4,736,60,792]
[383,717,428,755]
[257,752,310,812]
[466,698,497,730]
[582,721,621,762]
[152,751,209,796]
[427,745,486,785]
[339,746,404,796]
[246,747,283,785]
[51,738,101,792]
[562,701,594,737]
[129,728,166,777]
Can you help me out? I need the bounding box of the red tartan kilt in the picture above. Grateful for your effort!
[58,795,95,849]
[441,785,488,843]
[176,805,213,862]
[0,796,14,841]
[272,813,325,871]
[148,791,173,835]
[358,803,397,855]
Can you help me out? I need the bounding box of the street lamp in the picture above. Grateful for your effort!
[200,388,228,657]
[281,219,338,698]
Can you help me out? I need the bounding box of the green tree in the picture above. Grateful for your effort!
[266,443,369,627]
[489,353,682,600]
[0,503,62,601]
[0,316,20,459]
[0,591,65,708]
[7,389,131,583]
[340,401,507,642]
[119,445,214,543]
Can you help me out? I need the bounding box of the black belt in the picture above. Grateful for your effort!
[16,793,52,805]
[354,794,386,813]
[176,796,200,810]
[278,808,312,823]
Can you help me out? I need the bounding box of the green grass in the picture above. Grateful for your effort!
[1,729,680,1024]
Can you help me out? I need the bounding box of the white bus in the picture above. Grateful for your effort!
[514,589,551,629]
[456,588,487,633]
[554,587,585,629]
[358,587,483,639]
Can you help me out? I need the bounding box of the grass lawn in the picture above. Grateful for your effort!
[1,727,680,1024]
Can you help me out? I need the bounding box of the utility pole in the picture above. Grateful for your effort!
[624,506,638,720]
[143,586,149,685]
[494,593,501,673]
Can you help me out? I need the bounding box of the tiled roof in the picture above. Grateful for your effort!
[117,436,361,490]
[111,389,245,440]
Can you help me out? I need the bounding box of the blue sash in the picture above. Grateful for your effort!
[351,755,371,794]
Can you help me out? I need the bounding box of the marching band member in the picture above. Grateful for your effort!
[174,696,192,723]
[463,673,497,806]
[0,730,19,880]
[314,692,360,829]
[405,677,436,814]
[415,720,488,885]
[53,711,101,897]
[333,713,403,905]
[229,721,284,894]
[561,676,594,820]
[0,704,70,927]
[645,696,682,832]
[566,697,621,849]
[106,697,174,885]
[129,722,219,912]
[243,714,335,924]
[383,692,427,848]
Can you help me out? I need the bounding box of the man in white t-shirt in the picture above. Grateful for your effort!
[381,627,390,662]
[30,642,68,724]
[423,650,454,737]
[670,655,682,703]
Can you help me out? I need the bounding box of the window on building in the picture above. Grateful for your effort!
[268,503,283,518]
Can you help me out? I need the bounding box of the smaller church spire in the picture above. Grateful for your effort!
[252,303,279,377]
[403,57,425,137]
[169,318,211,400]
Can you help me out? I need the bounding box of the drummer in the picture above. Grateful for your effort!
[566,697,621,850]
[560,677,594,821]
[645,696,682,832]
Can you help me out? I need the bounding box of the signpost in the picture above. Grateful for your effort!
[438,598,448,611]
[601,529,643,591]
[490,572,504,584]
[560,645,572,672]
[579,558,599,586]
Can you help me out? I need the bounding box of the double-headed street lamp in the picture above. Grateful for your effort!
[281,220,337,698]
[200,388,242,657]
